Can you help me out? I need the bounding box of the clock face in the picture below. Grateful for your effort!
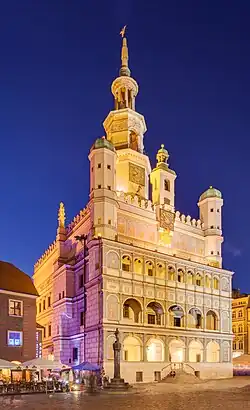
[129,163,145,186]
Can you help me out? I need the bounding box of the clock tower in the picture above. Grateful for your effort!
[103,32,151,199]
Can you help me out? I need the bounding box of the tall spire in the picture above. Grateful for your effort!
[119,26,131,77]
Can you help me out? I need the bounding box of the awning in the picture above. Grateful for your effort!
[72,362,100,371]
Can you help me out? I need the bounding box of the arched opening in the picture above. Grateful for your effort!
[196,273,203,286]
[188,340,203,363]
[206,341,220,363]
[147,302,164,325]
[169,305,184,327]
[168,266,175,281]
[205,275,211,288]
[145,260,154,277]
[156,262,165,278]
[107,252,120,270]
[187,308,203,329]
[146,338,164,362]
[164,179,170,191]
[123,336,142,362]
[213,277,219,290]
[123,298,142,323]
[177,268,184,283]
[187,270,193,285]
[222,341,230,362]
[169,339,185,363]
[122,255,131,272]
[106,335,116,360]
[206,310,218,330]
[134,258,143,274]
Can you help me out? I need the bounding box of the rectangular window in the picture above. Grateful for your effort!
[43,328,46,339]
[196,354,201,363]
[154,371,161,381]
[148,314,156,325]
[9,300,23,317]
[73,347,78,361]
[62,291,65,298]
[148,268,153,276]
[7,331,23,347]
[98,184,101,189]
[124,350,128,361]
[59,293,61,300]
[107,165,111,170]
[210,208,214,212]
[136,372,143,382]
[108,219,112,225]
[39,303,41,313]
[217,209,220,213]
[43,300,46,310]
[123,304,130,318]
[48,324,51,337]
[98,163,101,168]
[107,185,111,190]
[122,263,130,272]
[80,311,84,326]
[174,317,181,327]
[79,274,84,288]
[48,296,51,308]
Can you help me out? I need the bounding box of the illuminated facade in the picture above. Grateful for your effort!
[232,292,250,358]
[34,34,233,382]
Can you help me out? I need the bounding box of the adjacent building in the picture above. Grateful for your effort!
[0,261,38,362]
[232,290,250,358]
[34,34,233,382]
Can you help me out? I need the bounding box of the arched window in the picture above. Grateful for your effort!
[206,341,220,363]
[213,277,219,290]
[146,338,164,362]
[189,340,203,363]
[196,273,203,286]
[206,310,218,330]
[187,270,193,285]
[188,308,202,329]
[123,299,142,323]
[238,325,243,333]
[146,260,154,276]
[134,258,143,274]
[239,340,243,350]
[238,310,243,318]
[177,268,184,283]
[156,262,165,278]
[147,302,164,325]
[122,255,131,272]
[164,179,170,191]
[168,266,175,281]
[232,311,236,319]
[169,305,184,327]
[123,336,142,362]
[232,326,236,333]
[205,275,211,288]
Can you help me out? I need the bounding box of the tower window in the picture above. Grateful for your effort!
[97,218,101,224]
[210,208,214,212]
[217,209,220,213]
[217,251,220,255]
[211,251,214,255]
[98,184,101,189]
[107,185,111,190]
[164,179,170,191]
[210,226,214,229]
[107,165,111,170]
[91,167,93,172]
[98,163,101,168]
[108,219,112,225]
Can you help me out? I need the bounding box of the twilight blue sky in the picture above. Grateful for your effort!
[0,0,249,290]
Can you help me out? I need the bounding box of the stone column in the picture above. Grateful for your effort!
[113,329,121,379]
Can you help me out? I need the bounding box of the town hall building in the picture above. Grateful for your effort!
[34,33,233,382]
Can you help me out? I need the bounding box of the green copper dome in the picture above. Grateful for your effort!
[199,186,222,202]
[91,137,115,152]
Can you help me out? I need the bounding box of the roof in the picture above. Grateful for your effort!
[199,186,222,202]
[0,261,38,296]
[90,137,115,153]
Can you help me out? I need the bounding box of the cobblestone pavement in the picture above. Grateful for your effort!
[1,378,250,410]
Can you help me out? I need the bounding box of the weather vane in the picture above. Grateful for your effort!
[120,25,127,38]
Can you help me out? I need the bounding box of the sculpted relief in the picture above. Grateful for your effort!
[117,216,156,243]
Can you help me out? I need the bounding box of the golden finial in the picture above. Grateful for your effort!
[120,25,127,38]
[58,202,66,228]
[119,25,130,77]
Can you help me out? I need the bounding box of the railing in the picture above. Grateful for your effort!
[161,362,196,379]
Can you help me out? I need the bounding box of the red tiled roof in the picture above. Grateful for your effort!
[0,261,38,296]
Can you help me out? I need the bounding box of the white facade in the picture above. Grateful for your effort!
[34,34,233,382]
